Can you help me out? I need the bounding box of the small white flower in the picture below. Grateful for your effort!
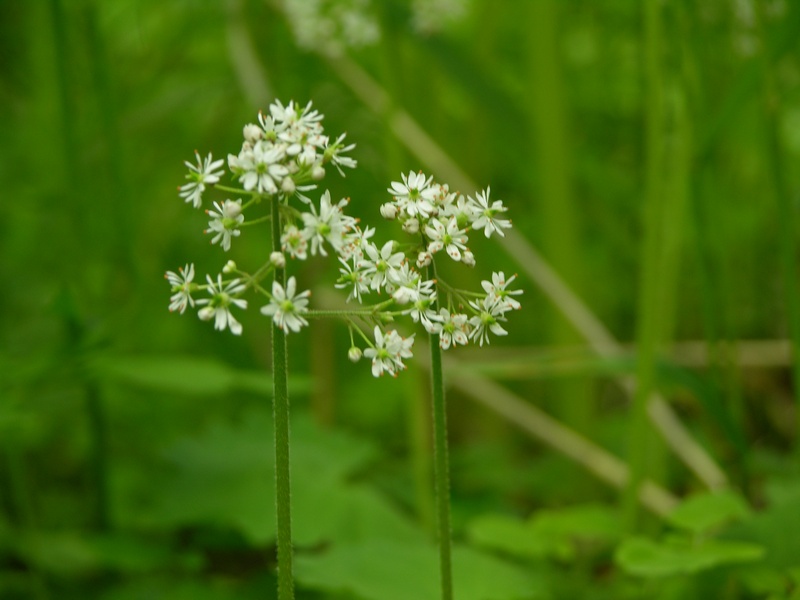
[380,203,398,220]
[434,309,470,350]
[462,250,476,267]
[301,190,357,256]
[402,281,440,333]
[165,263,196,314]
[363,326,414,377]
[388,171,437,219]
[179,151,224,209]
[336,256,370,303]
[243,123,264,143]
[425,216,469,261]
[326,133,358,176]
[196,274,248,335]
[402,217,420,235]
[360,240,404,292]
[205,199,245,252]
[481,272,523,311]
[234,141,289,194]
[468,295,509,346]
[470,187,512,238]
[416,251,432,268]
[281,225,309,260]
[260,276,311,334]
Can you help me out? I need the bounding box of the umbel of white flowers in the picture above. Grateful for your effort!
[166,99,522,378]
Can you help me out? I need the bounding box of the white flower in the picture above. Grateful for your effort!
[340,225,375,261]
[443,193,481,229]
[260,276,311,334]
[388,171,437,219]
[281,225,309,260]
[326,133,357,176]
[196,274,247,335]
[380,203,398,220]
[468,295,509,346]
[205,199,245,251]
[360,240,404,292]
[363,326,415,377]
[300,190,357,256]
[243,123,264,143]
[165,263,196,314]
[401,280,439,333]
[434,309,470,350]
[470,187,512,238]
[179,151,224,209]
[233,141,289,194]
[425,216,469,261]
[481,272,523,311]
[336,257,370,303]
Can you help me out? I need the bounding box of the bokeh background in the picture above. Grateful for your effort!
[3,0,800,598]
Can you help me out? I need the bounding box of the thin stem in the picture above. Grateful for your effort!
[85,384,109,530]
[429,264,453,600]
[271,195,294,600]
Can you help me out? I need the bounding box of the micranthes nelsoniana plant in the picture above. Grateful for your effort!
[165,99,522,600]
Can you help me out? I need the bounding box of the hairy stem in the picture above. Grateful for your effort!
[429,264,453,600]
[271,196,294,600]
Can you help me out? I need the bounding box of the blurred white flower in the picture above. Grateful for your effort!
[196,275,248,335]
[363,326,414,377]
[260,276,311,334]
[165,263,196,314]
[205,199,244,252]
[179,151,224,209]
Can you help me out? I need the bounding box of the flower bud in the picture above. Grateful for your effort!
[223,260,237,274]
[281,177,296,194]
[462,250,476,267]
[270,251,286,268]
[243,123,263,143]
[224,199,242,218]
[312,165,326,181]
[402,217,420,235]
[416,251,432,268]
[393,286,413,305]
[348,347,362,362]
[380,203,398,220]
[198,307,214,321]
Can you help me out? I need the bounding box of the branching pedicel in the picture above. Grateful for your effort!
[166,100,522,374]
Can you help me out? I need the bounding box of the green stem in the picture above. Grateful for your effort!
[271,195,294,600]
[85,384,109,530]
[624,0,663,531]
[429,264,453,600]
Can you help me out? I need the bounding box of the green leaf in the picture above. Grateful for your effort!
[667,491,751,534]
[615,536,764,577]
[94,355,310,396]
[295,540,546,600]
[468,514,554,560]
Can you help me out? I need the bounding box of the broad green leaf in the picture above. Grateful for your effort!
[94,355,310,396]
[668,491,751,534]
[468,514,554,560]
[615,536,764,577]
[530,503,621,542]
[296,540,546,600]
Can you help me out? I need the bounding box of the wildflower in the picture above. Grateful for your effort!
[326,133,358,176]
[360,240,404,292]
[481,272,523,311]
[425,216,469,261]
[196,274,248,335]
[300,190,357,256]
[470,187,512,238]
[281,225,309,260]
[336,256,370,303]
[205,199,244,251]
[363,326,415,377]
[231,141,289,194]
[388,171,437,219]
[179,151,224,209]
[468,295,509,346]
[165,263,196,314]
[435,309,470,350]
[260,276,311,334]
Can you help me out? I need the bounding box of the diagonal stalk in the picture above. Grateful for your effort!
[271,195,294,600]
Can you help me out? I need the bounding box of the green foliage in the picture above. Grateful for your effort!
[2,0,800,598]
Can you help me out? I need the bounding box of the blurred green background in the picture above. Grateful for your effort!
[3,0,800,598]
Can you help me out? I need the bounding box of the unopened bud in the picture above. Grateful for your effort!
[243,123,263,143]
[402,218,419,235]
[312,165,326,181]
[416,252,432,268]
[198,307,214,321]
[462,250,476,267]
[380,203,398,220]
[393,286,413,305]
[223,260,237,274]
[224,199,242,218]
[281,177,296,194]
[348,347,362,362]
[270,251,286,268]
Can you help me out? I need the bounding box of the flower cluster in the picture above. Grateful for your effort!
[166,99,521,377]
